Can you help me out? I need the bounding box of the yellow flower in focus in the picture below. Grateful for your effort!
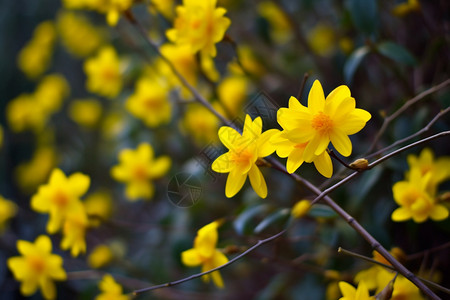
[291,199,311,219]
[84,46,123,99]
[407,148,450,195]
[60,205,88,257]
[218,75,249,119]
[34,74,70,114]
[57,11,105,58]
[0,195,17,231]
[84,190,113,226]
[69,99,103,128]
[307,23,336,57]
[125,77,171,127]
[95,274,129,300]
[166,0,231,57]
[212,114,279,198]
[181,103,221,145]
[88,244,114,269]
[181,220,228,288]
[149,0,175,19]
[17,21,56,79]
[7,235,67,299]
[6,94,47,132]
[338,281,374,300]
[392,0,420,17]
[15,146,57,194]
[257,1,292,44]
[31,168,90,233]
[277,80,371,164]
[392,168,448,223]
[111,143,171,201]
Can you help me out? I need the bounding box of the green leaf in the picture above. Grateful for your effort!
[233,204,269,235]
[254,208,290,234]
[347,0,378,35]
[344,46,370,84]
[308,204,338,219]
[377,41,417,66]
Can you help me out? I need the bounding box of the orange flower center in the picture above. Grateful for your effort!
[231,146,255,167]
[311,112,333,135]
[133,165,148,181]
[102,68,117,81]
[144,98,163,110]
[28,256,46,274]
[294,142,308,149]
[53,190,69,208]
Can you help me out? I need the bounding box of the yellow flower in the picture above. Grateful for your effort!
[125,77,172,127]
[338,281,374,300]
[84,46,122,99]
[0,195,17,231]
[17,21,56,79]
[69,98,103,128]
[34,74,70,114]
[88,244,114,269]
[181,220,228,288]
[15,146,57,194]
[31,168,90,233]
[6,94,47,132]
[111,143,171,201]
[211,114,279,198]
[60,205,89,257]
[217,75,249,119]
[277,80,371,164]
[181,103,221,145]
[291,199,311,219]
[257,1,292,44]
[149,0,175,19]
[95,274,129,300]
[392,168,449,223]
[103,0,133,27]
[57,11,105,58]
[307,23,336,57]
[166,0,231,57]
[7,235,67,299]
[84,190,113,227]
[392,0,420,17]
[406,148,450,195]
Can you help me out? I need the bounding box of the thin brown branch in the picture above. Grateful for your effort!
[367,79,450,154]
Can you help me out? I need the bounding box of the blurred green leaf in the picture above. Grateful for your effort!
[233,204,269,235]
[377,41,417,66]
[344,46,370,84]
[308,204,338,219]
[347,0,378,35]
[254,208,290,234]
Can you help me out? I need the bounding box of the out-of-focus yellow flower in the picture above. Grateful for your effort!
[101,111,127,140]
[149,0,175,19]
[275,80,371,176]
[0,195,17,231]
[212,115,279,198]
[291,199,311,219]
[227,45,266,77]
[7,235,67,299]
[95,274,129,300]
[339,37,354,55]
[217,75,249,119]
[326,281,341,300]
[31,168,90,233]
[111,143,171,201]
[84,190,113,226]
[103,0,133,27]
[61,205,88,257]
[34,74,70,114]
[392,0,420,17]
[0,125,3,149]
[69,99,103,128]
[15,146,57,194]
[338,281,374,300]
[167,0,231,58]
[125,77,171,127]
[406,148,450,195]
[392,168,448,223]
[88,244,114,269]
[307,23,336,57]
[57,11,105,58]
[181,103,222,145]
[84,46,122,99]
[257,1,292,44]
[181,220,228,288]
[17,21,56,79]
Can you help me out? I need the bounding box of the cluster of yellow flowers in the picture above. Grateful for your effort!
[391,148,450,223]
[62,0,133,26]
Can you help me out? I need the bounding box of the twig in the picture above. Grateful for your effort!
[338,247,450,295]
[297,73,309,100]
[132,229,286,295]
[407,241,450,261]
[367,78,450,154]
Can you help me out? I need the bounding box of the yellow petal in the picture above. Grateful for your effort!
[430,205,449,221]
[225,170,247,198]
[150,156,171,178]
[324,85,351,116]
[313,151,333,178]
[257,129,280,157]
[286,147,305,174]
[40,277,56,300]
[308,80,325,114]
[330,129,352,157]
[303,135,323,162]
[392,207,411,221]
[248,164,267,198]
[338,281,356,297]
[211,152,232,173]
[181,248,203,267]
[20,279,39,296]
[35,235,52,253]
[218,126,241,150]
[68,172,90,197]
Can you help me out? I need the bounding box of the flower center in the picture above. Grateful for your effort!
[311,112,333,135]
[53,190,69,208]
[133,165,148,181]
[294,142,308,149]
[28,256,46,274]
[231,146,255,167]
[144,98,163,110]
[102,68,117,81]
